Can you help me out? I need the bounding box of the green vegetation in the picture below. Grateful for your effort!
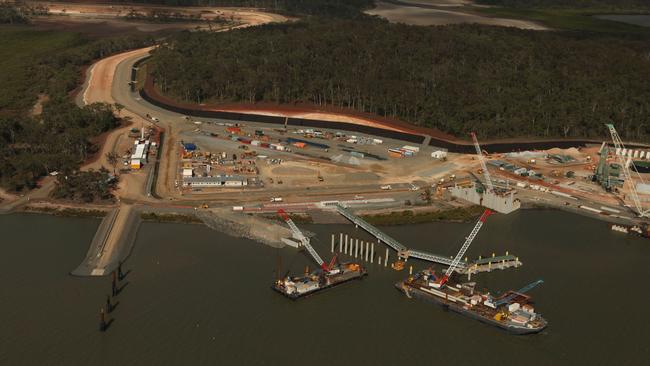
[124,8,230,24]
[362,206,485,226]
[476,7,650,34]
[476,0,650,10]
[141,212,203,224]
[0,1,48,24]
[474,0,650,34]
[149,20,650,140]
[0,2,28,24]
[0,26,153,191]
[51,169,118,202]
[23,206,108,218]
[263,212,313,224]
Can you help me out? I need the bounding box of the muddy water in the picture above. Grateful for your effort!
[1,210,648,365]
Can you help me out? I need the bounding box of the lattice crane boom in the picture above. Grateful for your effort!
[440,209,492,286]
[494,280,544,306]
[471,132,493,192]
[278,209,326,268]
[605,124,650,218]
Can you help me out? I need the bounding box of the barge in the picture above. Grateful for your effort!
[273,262,367,300]
[396,270,547,334]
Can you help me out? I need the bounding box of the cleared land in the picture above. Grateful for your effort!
[27,1,288,35]
[366,1,547,29]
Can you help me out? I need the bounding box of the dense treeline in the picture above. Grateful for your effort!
[0,1,48,24]
[475,0,650,10]
[0,28,154,191]
[51,169,118,202]
[149,20,650,140]
[0,3,27,24]
[101,0,373,17]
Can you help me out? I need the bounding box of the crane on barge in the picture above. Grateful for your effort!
[278,209,337,271]
[494,279,544,307]
[432,209,493,288]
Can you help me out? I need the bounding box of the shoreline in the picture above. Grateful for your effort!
[7,200,638,227]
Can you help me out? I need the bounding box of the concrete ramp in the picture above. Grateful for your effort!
[72,205,141,276]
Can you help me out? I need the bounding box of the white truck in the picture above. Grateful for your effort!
[270,197,283,202]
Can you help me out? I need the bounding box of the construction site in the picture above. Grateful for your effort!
[4,35,648,340]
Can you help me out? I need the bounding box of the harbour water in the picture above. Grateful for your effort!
[1,210,648,365]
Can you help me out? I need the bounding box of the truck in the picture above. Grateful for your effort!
[270,197,283,202]
[381,185,392,190]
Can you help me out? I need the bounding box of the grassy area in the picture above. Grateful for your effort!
[22,206,108,218]
[362,206,485,226]
[262,212,313,224]
[474,7,650,35]
[140,212,203,224]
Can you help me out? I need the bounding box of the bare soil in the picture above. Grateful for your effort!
[366,1,547,30]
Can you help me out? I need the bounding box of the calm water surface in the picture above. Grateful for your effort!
[1,210,648,365]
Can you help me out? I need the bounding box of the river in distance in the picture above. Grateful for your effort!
[0,209,648,365]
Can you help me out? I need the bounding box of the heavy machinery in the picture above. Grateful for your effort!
[471,132,494,193]
[606,123,650,218]
[494,279,544,307]
[278,209,330,270]
[431,209,492,288]
[274,209,367,299]
[396,208,547,334]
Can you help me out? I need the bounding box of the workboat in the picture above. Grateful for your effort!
[273,262,367,300]
[396,270,547,335]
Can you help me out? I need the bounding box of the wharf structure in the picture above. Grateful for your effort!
[334,203,521,274]
[449,183,521,214]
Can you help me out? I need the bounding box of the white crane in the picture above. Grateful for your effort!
[435,209,493,287]
[606,124,650,218]
[471,132,494,192]
[278,209,326,268]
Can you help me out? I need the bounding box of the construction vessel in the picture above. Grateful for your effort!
[396,274,547,334]
[396,209,547,334]
[273,209,367,299]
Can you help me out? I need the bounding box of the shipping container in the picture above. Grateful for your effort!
[402,145,420,153]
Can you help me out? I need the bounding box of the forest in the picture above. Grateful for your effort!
[148,19,650,141]
[51,169,118,202]
[0,27,153,191]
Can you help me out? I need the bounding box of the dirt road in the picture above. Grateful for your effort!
[78,7,287,200]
